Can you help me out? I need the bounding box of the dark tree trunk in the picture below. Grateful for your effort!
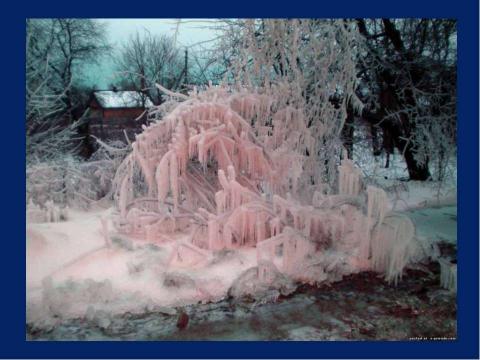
[381,126,395,168]
[363,105,431,180]
[402,143,431,180]
[357,19,434,182]
[370,124,382,156]
[341,104,355,159]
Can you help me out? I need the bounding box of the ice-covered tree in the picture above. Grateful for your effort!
[115,31,185,104]
[356,19,456,181]
[26,19,112,207]
[214,19,363,187]
[26,19,74,163]
[26,19,110,162]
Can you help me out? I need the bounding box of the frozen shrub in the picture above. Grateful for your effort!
[27,199,68,223]
[107,86,426,291]
[27,157,103,209]
[26,137,129,210]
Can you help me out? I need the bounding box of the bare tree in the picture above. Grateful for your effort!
[26,19,73,163]
[115,31,184,104]
[356,19,456,181]
[31,19,109,122]
[215,19,362,187]
[26,19,112,208]
[186,49,224,86]
[26,19,110,162]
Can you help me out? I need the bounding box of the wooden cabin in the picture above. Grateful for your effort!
[86,90,154,144]
[89,90,154,119]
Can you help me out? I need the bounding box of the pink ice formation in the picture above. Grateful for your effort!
[107,86,424,290]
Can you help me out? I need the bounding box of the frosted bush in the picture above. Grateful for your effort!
[107,86,427,292]
[26,150,125,210]
[27,199,68,223]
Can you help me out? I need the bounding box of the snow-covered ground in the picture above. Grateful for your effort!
[26,203,457,334]
[27,208,108,289]
[26,207,260,328]
[26,143,458,338]
[27,256,457,341]
[408,206,457,245]
[351,139,456,212]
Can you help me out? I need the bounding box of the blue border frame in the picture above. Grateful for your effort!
[4,0,478,358]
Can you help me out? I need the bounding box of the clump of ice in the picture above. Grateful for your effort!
[228,262,296,301]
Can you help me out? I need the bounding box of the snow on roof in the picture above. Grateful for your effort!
[93,91,154,109]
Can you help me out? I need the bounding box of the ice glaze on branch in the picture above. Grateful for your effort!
[111,86,425,285]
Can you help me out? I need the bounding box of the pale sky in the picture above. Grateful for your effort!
[102,19,218,48]
[81,19,219,89]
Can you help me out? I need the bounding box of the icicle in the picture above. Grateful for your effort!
[218,169,230,191]
[223,225,233,248]
[366,185,389,234]
[269,217,282,237]
[215,190,226,214]
[119,177,129,219]
[439,258,457,292]
[256,217,266,243]
[155,151,171,207]
[133,143,155,196]
[170,152,179,212]
[207,213,220,250]
[338,157,362,196]
[371,213,418,284]
[227,165,236,181]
